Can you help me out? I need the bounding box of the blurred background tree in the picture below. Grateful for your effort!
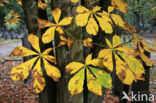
[124,0,156,33]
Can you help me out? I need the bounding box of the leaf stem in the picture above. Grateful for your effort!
[91,42,108,48]
[89,0,100,6]
[61,27,77,40]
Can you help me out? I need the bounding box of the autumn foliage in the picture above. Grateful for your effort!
[3,0,156,99]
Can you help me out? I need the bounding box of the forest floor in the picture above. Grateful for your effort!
[0,38,156,103]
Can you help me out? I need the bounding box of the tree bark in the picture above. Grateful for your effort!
[90,0,111,103]
[22,0,57,103]
[51,0,84,103]
[132,51,150,103]
[135,12,141,33]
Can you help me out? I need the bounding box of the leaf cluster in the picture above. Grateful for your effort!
[9,0,156,96]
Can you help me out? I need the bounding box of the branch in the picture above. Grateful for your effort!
[0,59,23,64]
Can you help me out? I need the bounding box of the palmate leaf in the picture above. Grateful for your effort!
[65,54,112,96]
[75,6,113,35]
[99,8,127,31]
[132,37,155,66]
[38,8,73,44]
[10,34,61,93]
[111,0,128,13]
[98,35,145,85]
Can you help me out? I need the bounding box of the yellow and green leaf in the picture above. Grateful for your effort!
[68,68,85,95]
[89,66,112,88]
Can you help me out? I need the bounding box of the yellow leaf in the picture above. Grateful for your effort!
[124,23,136,33]
[111,0,128,13]
[113,35,121,47]
[83,38,93,48]
[98,49,113,71]
[42,26,56,44]
[108,6,114,13]
[106,38,112,48]
[98,11,109,17]
[140,52,153,66]
[9,46,38,57]
[68,68,85,95]
[56,26,64,34]
[96,16,113,34]
[87,69,102,96]
[60,36,68,41]
[33,58,45,93]
[92,6,101,12]
[71,0,78,3]
[85,54,100,66]
[144,45,156,53]
[115,54,134,85]
[85,54,92,65]
[43,58,61,81]
[111,14,125,29]
[42,48,53,55]
[67,38,73,48]
[116,46,139,56]
[58,41,66,47]
[28,34,41,53]
[11,57,38,81]
[76,6,90,13]
[58,17,73,26]
[65,62,84,74]
[119,52,145,75]
[76,13,90,26]
[123,69,135,85]
[37,18,55,29]
[52,8,61,24]
[59,36,73,48]
[42,55,56,64]
[86,16,98,35]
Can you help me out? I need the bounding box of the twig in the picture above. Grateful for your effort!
[0,59,23,64]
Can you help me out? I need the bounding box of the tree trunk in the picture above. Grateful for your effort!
[90,0,111,103]
[135,12,141,33]
[50,0,84,103]
[22,0,57,103]
[132,51,150,103]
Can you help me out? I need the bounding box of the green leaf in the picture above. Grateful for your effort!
[88,66,112,88]
[118,52,145,74]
